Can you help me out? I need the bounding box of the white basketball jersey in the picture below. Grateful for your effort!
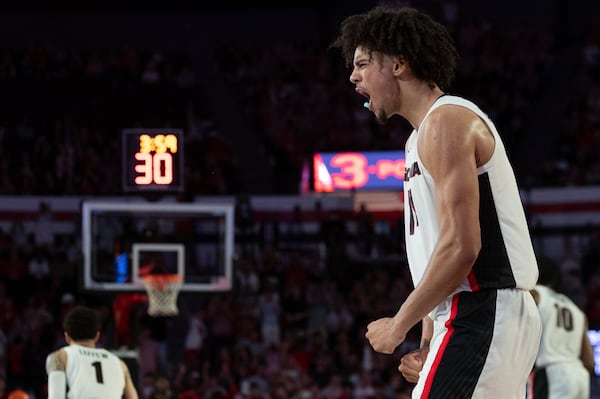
[403,95,538,292]
[64,345,125,399]
[534,284,586,368]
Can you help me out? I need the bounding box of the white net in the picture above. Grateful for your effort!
[142,275,182,316]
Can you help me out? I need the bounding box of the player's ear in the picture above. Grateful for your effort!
[64,332,72,344]
[393,56,409,76]
[93,331,101,343]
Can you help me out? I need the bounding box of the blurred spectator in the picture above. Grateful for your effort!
[581,229,600,284]
[281,285,308,339]
[139,314,170,377]
[149,375,179,399]
[138,327,162,386]
[235,257,261,306]
[236,194,255,253]
[9,220,29,256]
[356,203,374,257]
[27,248,50,288]
[140,372,157,399]
[259,213,281,251]
[186,311,208,358]
[32,201,54,254]
[258,281,281,348]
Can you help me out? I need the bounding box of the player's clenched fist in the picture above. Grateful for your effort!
[365,317,406,354]
[399,348,429,383]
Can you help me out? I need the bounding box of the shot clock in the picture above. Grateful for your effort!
[122,128,184,192]
[313,151,405,192]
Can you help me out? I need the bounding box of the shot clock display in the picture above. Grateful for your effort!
[122,128,184,192]
[313,151,405,192]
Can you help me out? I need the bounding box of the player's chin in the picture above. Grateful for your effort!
[374,110,388,126]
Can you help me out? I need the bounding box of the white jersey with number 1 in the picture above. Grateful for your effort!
[63,345,125,399]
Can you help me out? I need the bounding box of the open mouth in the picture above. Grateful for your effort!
[362,94,371,110]
[356,88,371,109]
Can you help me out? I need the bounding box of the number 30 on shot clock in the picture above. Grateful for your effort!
[122,128,184,192]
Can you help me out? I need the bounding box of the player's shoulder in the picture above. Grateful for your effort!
[46,347,68,373]
[46,346,67,359]
[432,104,485,131]
[419,105,488,165]
[423,98,486,140]
[537,285,578,306]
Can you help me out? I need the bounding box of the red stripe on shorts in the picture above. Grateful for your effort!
[467,270,480,291]
[420,294,460,398]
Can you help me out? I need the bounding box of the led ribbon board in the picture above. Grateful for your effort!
[313,151,405,192]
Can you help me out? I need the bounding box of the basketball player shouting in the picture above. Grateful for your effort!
[331,6,542,398]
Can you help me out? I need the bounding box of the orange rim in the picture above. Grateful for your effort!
[142,274,182,291]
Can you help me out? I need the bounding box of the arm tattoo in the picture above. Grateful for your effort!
[46,351,66,373]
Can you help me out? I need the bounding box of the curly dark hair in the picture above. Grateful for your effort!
[63,305,100,341]
[330,6,458,91]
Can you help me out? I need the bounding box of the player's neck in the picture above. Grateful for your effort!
[402,85,445,130]
[72,339,96,348]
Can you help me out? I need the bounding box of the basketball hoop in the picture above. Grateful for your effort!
[141,274,183,316]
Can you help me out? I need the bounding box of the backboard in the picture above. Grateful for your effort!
[81,200,234,292]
